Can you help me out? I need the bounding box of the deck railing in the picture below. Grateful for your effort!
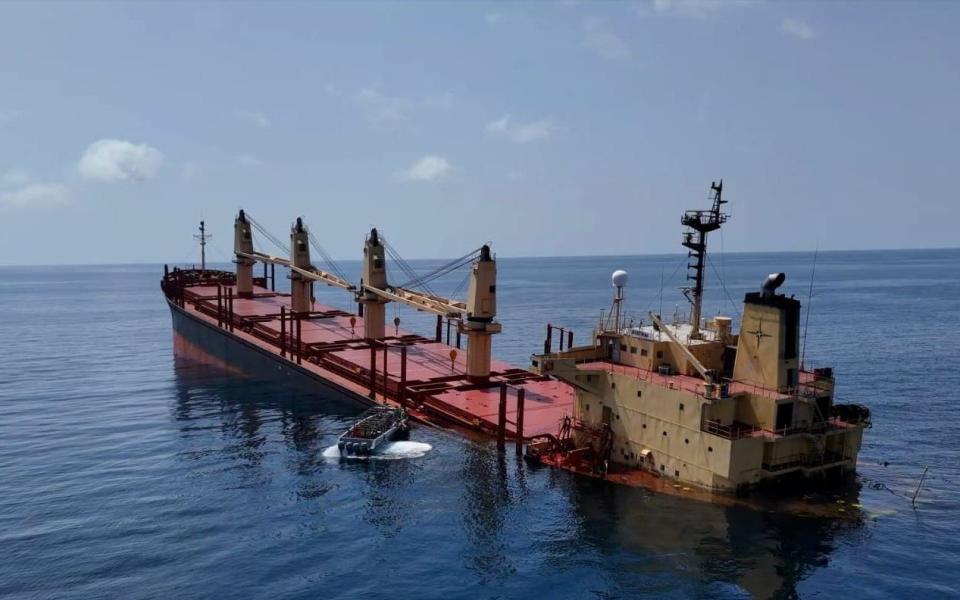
[702,419,762,440]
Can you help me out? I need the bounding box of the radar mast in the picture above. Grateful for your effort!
[194,220,211,275]
[681,181,728,339]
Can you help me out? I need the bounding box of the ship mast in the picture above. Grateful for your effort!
[194,220,211,275]
[681,181,728,340]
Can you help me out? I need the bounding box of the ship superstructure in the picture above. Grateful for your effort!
[529,182,870,492]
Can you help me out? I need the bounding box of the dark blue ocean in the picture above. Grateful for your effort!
[2,250,959,599]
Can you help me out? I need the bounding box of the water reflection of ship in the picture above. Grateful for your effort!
[459,446,527,582]
[171,341,422,534]
[454,445,864,598]
[565,477,866,599]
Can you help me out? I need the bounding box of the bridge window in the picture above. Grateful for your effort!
[641,348,648,357]
[776,402,795,431]
[656,351,664,359]
[630,346,638,354]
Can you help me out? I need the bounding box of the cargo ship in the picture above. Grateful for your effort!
[162,182,870,497]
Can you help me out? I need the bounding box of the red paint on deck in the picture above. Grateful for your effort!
[175,281,574,441]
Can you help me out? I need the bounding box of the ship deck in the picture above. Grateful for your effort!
[175,281,573,439]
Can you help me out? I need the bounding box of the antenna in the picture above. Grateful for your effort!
[194,220,212,274]
[800,245,819,368]
[680,180,729,339]
[609,269,628,331]
[658,265,664,323]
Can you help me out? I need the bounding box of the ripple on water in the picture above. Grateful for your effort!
[1,258,959,599]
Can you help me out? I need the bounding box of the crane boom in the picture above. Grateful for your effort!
[362,284,467,319]
[237,250,355,291]
[649,311,714,384]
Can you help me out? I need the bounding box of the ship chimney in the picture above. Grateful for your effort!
[732,273,801,391]
[464,244,501,381]
[761,272,786,298]
[234,209,255,299]
[290,217,312,313]
[360,227,388,339]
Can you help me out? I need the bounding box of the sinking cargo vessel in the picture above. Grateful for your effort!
[162,182,870,499]
[527,182,871,493]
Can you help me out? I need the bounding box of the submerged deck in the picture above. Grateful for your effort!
[174,280,573,439]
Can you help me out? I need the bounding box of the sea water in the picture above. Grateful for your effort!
[1,250,958,598]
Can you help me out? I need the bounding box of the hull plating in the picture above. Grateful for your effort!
[168,300,375,411]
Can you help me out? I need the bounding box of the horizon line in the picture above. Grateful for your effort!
[1,245,958,269]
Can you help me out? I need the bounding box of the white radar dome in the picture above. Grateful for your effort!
[611,269,629,288]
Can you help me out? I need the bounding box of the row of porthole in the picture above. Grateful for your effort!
[583,403,622,421]
[619,344,662,359]
[641,424,714,453]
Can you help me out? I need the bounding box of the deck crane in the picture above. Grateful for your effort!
[648,311,719,397]
[234,210,256,298]
[232,212,501,381]
[359,228,501,382]
[233,210,356,303]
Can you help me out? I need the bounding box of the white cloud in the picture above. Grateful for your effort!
[2,169,30,186]
[234,109,271,128]
[236,155,263,167]
[485,12,503,25]
[326,83,454,123]
[78,139,164,183]
[0,183,70,210]
[400,155,451,182]
[485,115,556,143]
[781,18,815,40]
[636,0,755,19]
[582,18,629,60]
[0,108,21,125]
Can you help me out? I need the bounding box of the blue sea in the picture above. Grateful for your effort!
[1,250,958,599]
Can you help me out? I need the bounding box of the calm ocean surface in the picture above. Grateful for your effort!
[1,250,959,599]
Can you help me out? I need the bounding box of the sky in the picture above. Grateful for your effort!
[0,1,958,265]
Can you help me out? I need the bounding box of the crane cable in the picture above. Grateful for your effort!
[245,213,290,256]
[307,229,350,282]
[395,245,483,292]
[381,236,439,299]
